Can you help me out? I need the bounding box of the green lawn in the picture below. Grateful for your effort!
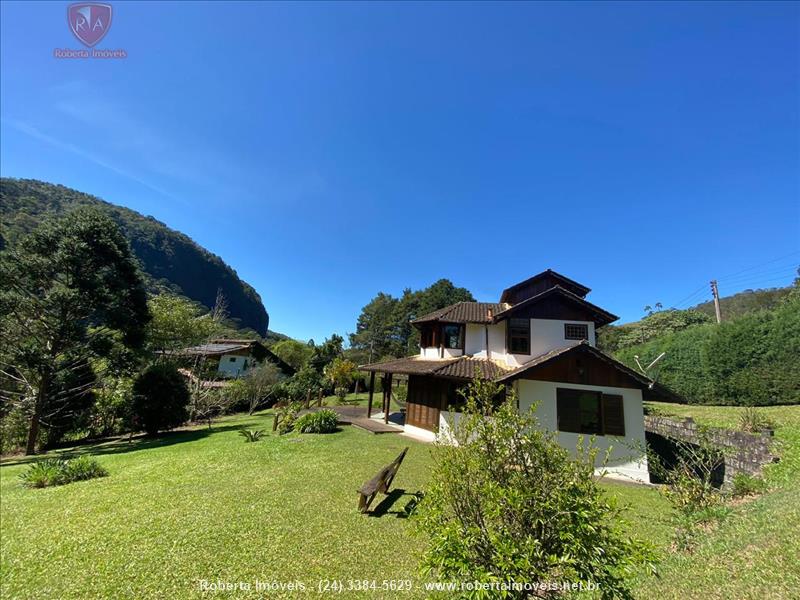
[2,404,799,599]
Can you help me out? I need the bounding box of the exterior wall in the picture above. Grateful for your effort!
[422,318,594,365]
[465,323,506,358]
[515,379,649,482]
[419,347,463,359]
[217,354,251,378]
[505,319,595,367]
[404,422,437,442]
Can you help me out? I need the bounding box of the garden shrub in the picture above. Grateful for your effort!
[730,473,767,497]
[294,409,338,434]
[415,376,656,598]
[275,402,301,435]
[132,364,190,435]
[19,456,107,488]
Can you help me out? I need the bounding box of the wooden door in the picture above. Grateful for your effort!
[406,376,444,432]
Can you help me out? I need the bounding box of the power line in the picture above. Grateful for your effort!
[717,251,800,281]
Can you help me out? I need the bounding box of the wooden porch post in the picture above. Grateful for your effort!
[384,373,393,424]
[367,371,375,418]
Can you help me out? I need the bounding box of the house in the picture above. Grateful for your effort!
[174,339,295,379]
[360,270,679,482]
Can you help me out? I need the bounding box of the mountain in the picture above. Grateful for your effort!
[0,178,269,335]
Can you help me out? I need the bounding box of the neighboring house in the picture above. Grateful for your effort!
[361,270,678,482]
[175,339,295,379]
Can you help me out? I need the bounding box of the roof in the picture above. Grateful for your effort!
[411,302,510,325]
[360,355,512,380]
[176,342,253,356]
[499,269,591,303]
[492,285,619,327]
[495,341,681,402]
[361,342,680,401]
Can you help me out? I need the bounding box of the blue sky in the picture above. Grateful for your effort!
[2,1,798,342]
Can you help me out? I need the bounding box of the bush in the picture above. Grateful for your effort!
[275,402,301,435]
[415,377,656,598]
[0,407,30,455]
[62,455,109,482]
[132,364,190,435]
[739,407,775,433]
[730,473,767,497]
[294,409,339,434]
[19,459,67,488]
[239,429,265,442]
[19,456,107,488]
[334,386,348,404]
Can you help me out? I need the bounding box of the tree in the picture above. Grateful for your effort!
[240,362,283,414]
[349,292,401,362]
[416,376,656,598]
[132,364,190,435]
[270,339,314,371]
[0,208,150,454]
[144,294,219,353]
[309,334,344,373]
[323,357,357,402]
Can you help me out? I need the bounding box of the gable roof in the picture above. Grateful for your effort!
[411,302,510,325]
[360,355,511,380]
[168,339,296,376]
[500,269,591,303]
[492,285,618,327]
[495,341,681,402]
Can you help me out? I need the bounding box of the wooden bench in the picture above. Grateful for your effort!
[357,447,409,513]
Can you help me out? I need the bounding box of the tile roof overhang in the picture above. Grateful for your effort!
[492,285,619,328]
[360,355,511,380]
[410,302,511,326]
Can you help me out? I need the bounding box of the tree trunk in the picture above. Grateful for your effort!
[25,373,50,455]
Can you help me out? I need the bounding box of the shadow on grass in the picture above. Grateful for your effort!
[0,420,264,467]
[367,488,424,519]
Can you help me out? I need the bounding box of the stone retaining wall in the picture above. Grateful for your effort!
[644,415,778,487]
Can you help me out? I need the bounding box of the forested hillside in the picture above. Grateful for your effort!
[605,285,800,406]
[0,178,269,334]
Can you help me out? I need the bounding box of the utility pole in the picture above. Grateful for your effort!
[710,280,722,323]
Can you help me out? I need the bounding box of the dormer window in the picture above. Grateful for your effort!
[564,323,589,341]
[508,318,530,354]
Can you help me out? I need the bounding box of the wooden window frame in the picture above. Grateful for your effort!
[556,387,626,437]
[564,323,589,341]
[507,318,531,355]
[441,323,464,350]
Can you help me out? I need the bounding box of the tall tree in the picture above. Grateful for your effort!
[0,208,150,454]
[349,293,400,362]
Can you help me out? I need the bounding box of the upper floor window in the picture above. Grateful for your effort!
[508,318,530,354]
[442,324,463,350]
[564,323,589,341]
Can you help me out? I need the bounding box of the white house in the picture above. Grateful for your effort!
[361,270,679,483]
[175,339,295,380]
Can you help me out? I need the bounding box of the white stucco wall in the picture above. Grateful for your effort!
[515,379,649,482]
[419,347,463,359]
[504,319,595,367]
[217,354,250,378]
[465,323,506,358]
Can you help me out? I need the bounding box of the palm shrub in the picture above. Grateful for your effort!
[739,407,775,432]
[415,376,656,598]
[19,456,107,488]
[294,409,339,434]
[275,402,301,435]
[19,459,67,488]
[239,429,265,442]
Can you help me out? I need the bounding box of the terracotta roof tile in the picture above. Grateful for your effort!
[411,302,510,325]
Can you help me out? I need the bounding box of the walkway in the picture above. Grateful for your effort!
[303,405,404,435]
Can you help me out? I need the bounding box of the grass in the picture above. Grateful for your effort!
[2,403,799,598]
